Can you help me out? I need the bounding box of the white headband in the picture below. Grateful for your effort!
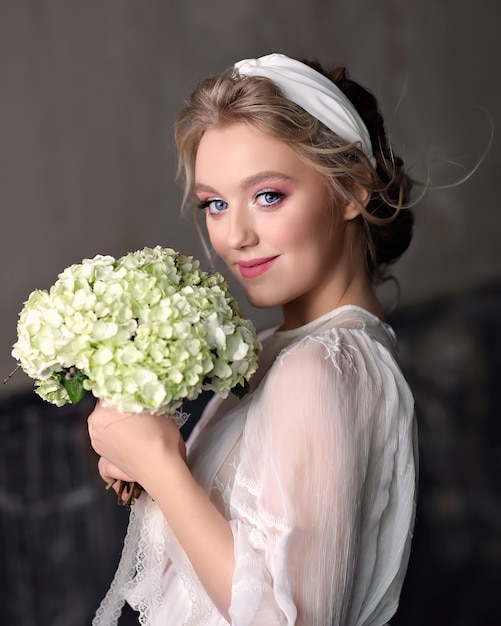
[234,53,376,167]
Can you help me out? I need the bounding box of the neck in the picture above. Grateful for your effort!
[280,273,383,331]
[280,225,384,330]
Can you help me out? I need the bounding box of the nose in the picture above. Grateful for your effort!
[226,206,258,250]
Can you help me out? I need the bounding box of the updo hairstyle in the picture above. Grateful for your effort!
[175,60,414,284]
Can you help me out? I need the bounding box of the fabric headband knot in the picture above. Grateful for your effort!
[234,53,376,167]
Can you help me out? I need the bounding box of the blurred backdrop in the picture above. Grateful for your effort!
[0,1,499,625]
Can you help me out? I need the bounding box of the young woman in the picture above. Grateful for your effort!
[88,53,417,626]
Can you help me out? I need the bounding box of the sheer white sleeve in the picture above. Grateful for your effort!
[228,329,416,626]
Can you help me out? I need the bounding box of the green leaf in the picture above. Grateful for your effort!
[231,379,250,399]
[59,370,88,404]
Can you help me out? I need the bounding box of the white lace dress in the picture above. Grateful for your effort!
[93,305,417,626]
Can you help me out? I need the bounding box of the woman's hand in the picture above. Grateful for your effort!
[87,401,187,491]
[98,456,136,485]
[97,456,141,506]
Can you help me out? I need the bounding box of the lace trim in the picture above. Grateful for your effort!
[93,494,217,626]
[234,469,259,496]
[213,475,232,516]
[126,498,169,624]
[233,579,269,594]
[235,551,263,568]
[178,562,214,625]
[233,473,291,534]
[275,331,360,375]
[92,495,169,625]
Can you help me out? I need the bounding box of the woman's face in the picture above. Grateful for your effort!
[195,123,361,328]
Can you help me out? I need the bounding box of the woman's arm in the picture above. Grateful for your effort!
[87,402,235,621]
[227,332,391,625]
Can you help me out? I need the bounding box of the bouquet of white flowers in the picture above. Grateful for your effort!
[10,246,261,418]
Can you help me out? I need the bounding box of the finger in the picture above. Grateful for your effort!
[97,456,136,484]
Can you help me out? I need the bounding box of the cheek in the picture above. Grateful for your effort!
[205,219,226,258]
[305,206,338,245]
[278,211,332,250]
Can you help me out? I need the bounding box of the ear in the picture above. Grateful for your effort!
[342,186,370,221]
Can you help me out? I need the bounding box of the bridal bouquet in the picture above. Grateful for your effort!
[11,246,261,417]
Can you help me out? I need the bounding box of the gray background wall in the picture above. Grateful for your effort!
[0,3,500,625]
[1,0,499,395]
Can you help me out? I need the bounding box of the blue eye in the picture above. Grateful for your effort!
[198,198,228,214]
[255,191,285,207]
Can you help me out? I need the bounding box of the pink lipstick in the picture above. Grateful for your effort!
[237,256,278,279]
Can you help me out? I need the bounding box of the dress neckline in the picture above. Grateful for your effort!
[274,304,387,340]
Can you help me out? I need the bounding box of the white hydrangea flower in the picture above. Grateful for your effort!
[12,246,261,415]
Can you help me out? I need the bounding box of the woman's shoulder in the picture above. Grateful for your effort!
[250,305,408,408]
[249,306,413,428]
[275,305,398,363]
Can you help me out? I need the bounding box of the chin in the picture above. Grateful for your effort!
[243,290,282,310]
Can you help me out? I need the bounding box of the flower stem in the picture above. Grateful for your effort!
[3,364,21,385]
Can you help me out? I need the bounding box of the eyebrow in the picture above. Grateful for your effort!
[195,171,295,195]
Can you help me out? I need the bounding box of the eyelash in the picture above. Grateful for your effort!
[255,190,285,208]
[197,199,225,212]
[197,190,286,214]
